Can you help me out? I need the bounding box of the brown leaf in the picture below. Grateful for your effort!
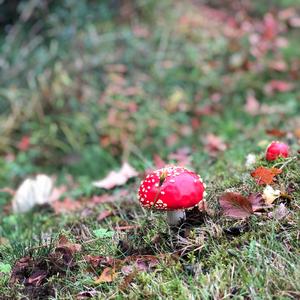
[94,267,117,284]
[26,270,48,286]
[219,192,253,219]
[248,193,265,212]
[266,129,286,137]
[85,256,121,269]
[57,235,82,254]
[114,225,141,231]
[251,167,282,185]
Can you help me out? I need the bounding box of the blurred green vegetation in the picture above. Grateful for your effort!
[0,0,299,188]
[0,0,300,298]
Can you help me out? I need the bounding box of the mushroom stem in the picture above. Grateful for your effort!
[167,210,186,226]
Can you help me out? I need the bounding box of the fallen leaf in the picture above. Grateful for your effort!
[266,129,286,137]
[268,203,289,220]
[289,17,300,27]
[168,147,191,166]
[93,162,138,189]
[85,256,120,269]
[57,235,82,254]
[26,270,47,286]
[153,154,166,169]
[97,210,113,222]
[294,128,300,139]
[113,225,141,231]
[17,136,31,151]
[204,134,227,156]
[51,197,81,214]
[264,80,294,95]
[244,92,260,116]
[94,267,117,284]
[251,167,282,185]
[262,185,281,204]
[262,13,278,41]
[248,193,265,211]
[268,60,288,72]
[219,192,253,219]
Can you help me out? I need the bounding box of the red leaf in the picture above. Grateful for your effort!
[264,80,294,95]
[17,136,31,151]
[251,167,282,185]
[219,192,253,219]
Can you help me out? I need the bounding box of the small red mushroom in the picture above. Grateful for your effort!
[266,141,289,161]
[138,166,206,225]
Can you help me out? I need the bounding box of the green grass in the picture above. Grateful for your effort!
[0,0,300,299]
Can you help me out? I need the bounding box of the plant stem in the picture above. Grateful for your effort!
[167,210,186,226]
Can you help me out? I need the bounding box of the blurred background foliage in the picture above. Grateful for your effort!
[0,0,299,186]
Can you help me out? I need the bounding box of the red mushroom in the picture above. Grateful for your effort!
[266,141,289,161]
[138,166,206,225]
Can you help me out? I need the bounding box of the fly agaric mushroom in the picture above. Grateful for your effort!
[138,166,206,226]
[266,141,289,161]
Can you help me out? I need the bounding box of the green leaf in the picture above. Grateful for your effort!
[0,262,11,274]
[93,228,114,238]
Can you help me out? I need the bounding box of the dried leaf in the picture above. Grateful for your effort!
[57,235,82,254]
[266,129,286,137]
[219,192,253,219]
[248,193,265,211]
[93,162,138,189]
[262,185,281,204]
[268,203,289,220]
[251,167,282,185]
[94,267,117,284]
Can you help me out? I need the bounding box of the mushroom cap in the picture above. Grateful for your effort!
[266,141,289,161]
[138,166,206,211]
